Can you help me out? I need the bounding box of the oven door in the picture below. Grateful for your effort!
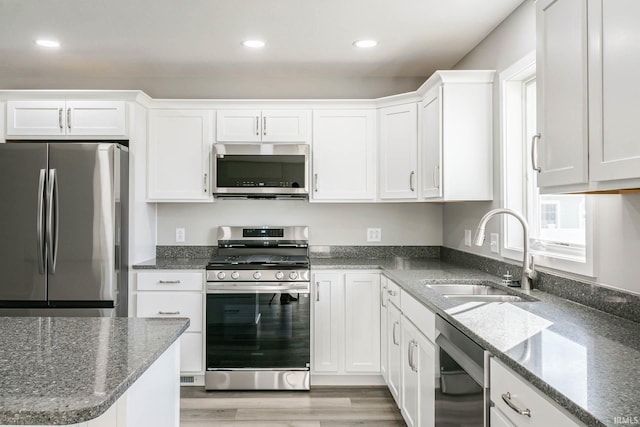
[212,143,309,196]
[206,282,310,371]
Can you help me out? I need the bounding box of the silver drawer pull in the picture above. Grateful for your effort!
[158,311,181,315]
[501,392,531,417]
[387,289,397,297]
[158,280,181,284]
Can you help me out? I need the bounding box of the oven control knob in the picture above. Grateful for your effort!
[216,272,226,280]
[231,272,240,280]
[289,271,299,280]
[275,271,285,280]
[253,271,262,280]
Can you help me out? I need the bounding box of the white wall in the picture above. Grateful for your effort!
[0,75,426,100]
[157,201,443,246]
[444,0,640,295]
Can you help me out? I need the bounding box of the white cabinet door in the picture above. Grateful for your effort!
[401,317,436,427]
[66,101,126,136]
[344,273,380,373]
[380,276,389,381]
[312,273,342,373]
[147,109,213,201]
[490,407,516,427]
[420,87,442,199]
[261,110,310,142]
[379,103,418,199]
[536,0,589,189]
[387,301,402,405]
[6,100,66,136]
[180,333,204,373]
[311,110,376,200]
[589,0,640,183]
[216,110,262,142]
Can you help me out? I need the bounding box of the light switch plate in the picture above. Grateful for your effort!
[490,233,499,253]
[176,228,186,243]
[367,228,382,242]
[464,230,472,247]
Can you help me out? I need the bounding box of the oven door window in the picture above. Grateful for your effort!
[215,155,306,189]
[206,292,310,369]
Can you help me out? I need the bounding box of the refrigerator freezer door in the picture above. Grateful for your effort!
[0,144,48,303]
[47,144,119,304]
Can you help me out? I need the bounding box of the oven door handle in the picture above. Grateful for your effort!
[207,283,310,294]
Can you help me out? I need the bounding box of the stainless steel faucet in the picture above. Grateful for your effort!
[474,208,536,291]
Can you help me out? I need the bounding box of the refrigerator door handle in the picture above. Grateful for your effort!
[47,169,60,273]
[36,169,46,274]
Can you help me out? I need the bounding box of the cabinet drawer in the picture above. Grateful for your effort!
[137,293,203,333]
[386,279,401,308]
[180,333,203,373]
[400,291,435,343]
[491,359,583,427]
[137,271,203,291]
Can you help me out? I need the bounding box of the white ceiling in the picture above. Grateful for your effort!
[0,0,525,98]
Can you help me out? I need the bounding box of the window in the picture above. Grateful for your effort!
[501,53,593,277]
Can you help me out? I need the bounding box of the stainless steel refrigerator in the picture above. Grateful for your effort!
[0,141,128,317]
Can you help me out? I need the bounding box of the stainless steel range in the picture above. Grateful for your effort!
[205,226,310,390]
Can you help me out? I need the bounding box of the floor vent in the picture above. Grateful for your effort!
[180,375,195,384]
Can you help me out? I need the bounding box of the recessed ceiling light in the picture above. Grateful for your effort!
[353,40,378,48]
[242,40,266,48]
[35,39,60,48]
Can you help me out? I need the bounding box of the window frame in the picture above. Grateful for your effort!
[499,52,595,278]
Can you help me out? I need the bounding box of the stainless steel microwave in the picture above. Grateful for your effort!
[212,143,309,198]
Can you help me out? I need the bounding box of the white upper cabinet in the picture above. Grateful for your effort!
[588,0,640,184]
[536,0,589,190]
[311,110,376,201]
[147,109,213,202]
[419,70,494,201]
[216,109,310,143]
[6,100,126,138]
[379,103,418,200]
[536,0,640,192]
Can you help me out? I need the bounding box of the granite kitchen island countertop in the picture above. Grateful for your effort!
[0,317,189,425]
[312,256,640,427]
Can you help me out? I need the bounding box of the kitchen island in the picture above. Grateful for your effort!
[0,317,188,426]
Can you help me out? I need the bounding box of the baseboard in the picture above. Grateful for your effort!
[311,374,385,386]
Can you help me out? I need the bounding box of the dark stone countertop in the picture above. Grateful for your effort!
[0,317,189,425]
[312,257,640,427]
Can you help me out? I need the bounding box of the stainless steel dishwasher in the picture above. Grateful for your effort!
[435,315,489,427]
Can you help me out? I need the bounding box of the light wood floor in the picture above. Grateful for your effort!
[180,386,407,427]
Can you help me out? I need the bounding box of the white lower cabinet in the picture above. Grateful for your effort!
[386,301,403,405]
[380,276,389,381]
[311,271,381,380]
[491,358,584,427]
[401,316,436,427]
[491,407,517,427]
[135,270,204,380]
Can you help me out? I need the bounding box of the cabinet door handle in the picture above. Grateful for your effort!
[263,117,267,135]
[407,340,413,370]
[158,311,181,315]
[316,282,320,301]
[381,286,387,307]
[58,108,63,130]
[501,392,532,417]
[531,133,541,172]
[158,280,181,284]
[409,171,416,191]
[392,321,399,345]
[387,289,397,297]
[411,341,418,372]
[314,173,318,193]
[67,108,71,130]
[256,116,260,136]
[204,173,208,193]
[435,165,440,189]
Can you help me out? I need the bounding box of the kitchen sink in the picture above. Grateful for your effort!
[426,283,537,302]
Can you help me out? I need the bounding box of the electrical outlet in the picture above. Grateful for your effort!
[175,228,186,243]
[367,228,382,242]
[464,230,472,247]
[490,233,499,253]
